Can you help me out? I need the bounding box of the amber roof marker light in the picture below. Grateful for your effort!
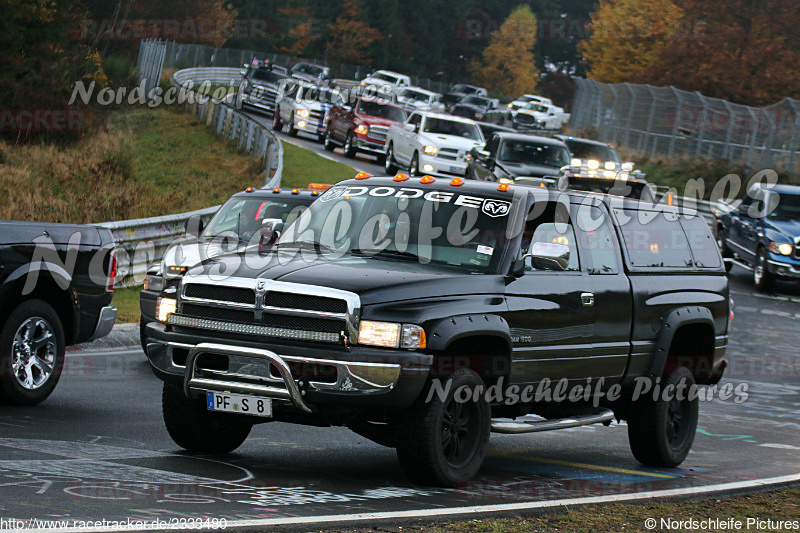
[419,175,436,184]
[450,177,465,187]
[354,172,372,180]
[393,173,410,182]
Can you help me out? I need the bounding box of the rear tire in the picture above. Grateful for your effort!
[343,131,357,158]
[396,369,490,486]
[753,248,774,292]
[627,366,698,467]
[0,300,65,406]
[323,127,336,152]
[385,143,398,174]
[162,383,252,454]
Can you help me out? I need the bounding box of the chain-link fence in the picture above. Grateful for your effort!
[158,41,450,93]
[571,77,800,173]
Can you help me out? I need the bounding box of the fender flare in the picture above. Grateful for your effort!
[426,313,512,354]
[648,306,715,379]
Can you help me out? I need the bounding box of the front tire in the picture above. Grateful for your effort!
[396,369,490,486]
[627,366,698,467]
[753,248,774,292]
[0,300,65,405]
[323,127,336,152]
[409,152,421,176]
[162,383,252,454]
[385,143,398,174]
[272,111,283,132]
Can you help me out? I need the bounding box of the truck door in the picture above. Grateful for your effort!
[504,201,598,384]
[573,203,632,383]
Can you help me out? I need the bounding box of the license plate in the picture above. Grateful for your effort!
[450,165,463,173]
[206,392,272,418]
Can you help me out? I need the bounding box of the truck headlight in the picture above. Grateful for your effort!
[156,297,177,323]
[587,159,600,170]
[143,274,165,292]
[769,242,793,256]
[571,158,581,167]
[296,108,309,118]
[604,161,616,170]
[358,321,426,349]
[354,124,369,135]
[422,145,438,156]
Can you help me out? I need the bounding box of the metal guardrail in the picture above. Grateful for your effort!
[100,66,283,288]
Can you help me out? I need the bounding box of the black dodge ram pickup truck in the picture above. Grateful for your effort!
[145,176,729,486]
[1,221,117,404]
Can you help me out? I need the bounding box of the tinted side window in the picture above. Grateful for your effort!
[575,206,620,274]
[616,210,693,268]
[680,216,721,268]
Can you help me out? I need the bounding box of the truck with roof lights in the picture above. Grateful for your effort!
[145,174,730,487]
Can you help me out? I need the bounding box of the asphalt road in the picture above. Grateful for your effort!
[0,268,798,530]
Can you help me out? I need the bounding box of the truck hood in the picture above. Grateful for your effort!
[356,114,399,128]
[186,252,504,305]
[497,161,562,178]
[418,133,483,150]
[764,218,800,241]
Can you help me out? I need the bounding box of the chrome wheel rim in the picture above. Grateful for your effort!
[754,253,764,285]
[344,135,352,153]
[410,155,419,176]
[385,147,393,172]
[11,317,57,390]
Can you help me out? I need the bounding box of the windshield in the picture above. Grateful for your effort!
[522,103,548,112]
[423,117,482,140]
[358,100,407,121]
[203,197,310,241]
[400,89,430,102]
[297,85,337,104]
[567,140,622,165]
[498,141,570,167]
[769,193,800,220]
[462,96,489,106]
[371,72,399,83]
[277,184,518,273]
[566,177,654,202]
[251,68,286,84]
[303,65,324,76]
[451,85,477,94]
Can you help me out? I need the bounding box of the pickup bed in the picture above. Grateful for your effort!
[145,177,729,486]
[0,221,117,404]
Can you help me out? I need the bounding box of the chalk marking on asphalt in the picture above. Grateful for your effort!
[489,454,676,479]
[33,472,800,532]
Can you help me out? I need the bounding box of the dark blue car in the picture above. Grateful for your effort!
[714,183,800,291]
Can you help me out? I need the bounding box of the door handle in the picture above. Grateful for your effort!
[581,292,595,307]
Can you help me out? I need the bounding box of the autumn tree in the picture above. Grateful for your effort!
[580,0,684,84]
[469,5,539,97]
[274,5,318,57]
[324,0,382,66]
[647,0,800,105]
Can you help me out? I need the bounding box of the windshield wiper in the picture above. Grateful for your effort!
[351,248,421,262]
[273,241,338,254]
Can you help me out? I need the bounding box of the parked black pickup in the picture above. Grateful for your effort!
[145,177,729,486]
[0,221,117,404]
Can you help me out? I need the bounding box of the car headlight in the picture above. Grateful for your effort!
[571,158,582,167]
[358,321,426,349]
[156,297,177,323]
[507,103,513,108]
[498,177,514,184]
[769,242,794,256]
[422,145,438,156]
[354,124,369,135]
[143,274,165,292]
[605,161,616,170]
[296,108,309,118]
[587,159,600,170]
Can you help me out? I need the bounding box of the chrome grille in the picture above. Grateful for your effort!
[437,147,463,161]
[367,125,388,142]
[176,278,359,345]
[309,109,326,122]
[184,284,255,305]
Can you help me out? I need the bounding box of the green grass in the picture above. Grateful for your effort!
[279,140,358,189]
[330,487,800,532]
[111,285,142,324]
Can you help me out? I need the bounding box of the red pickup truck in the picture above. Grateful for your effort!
[323,98,407,161]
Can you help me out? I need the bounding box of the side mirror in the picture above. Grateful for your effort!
[477,149,491,160]
[523,242,570,271]
[260,218,284,247]
[185,214,204,238]
[403,123,416,132]
[738,202,751,216]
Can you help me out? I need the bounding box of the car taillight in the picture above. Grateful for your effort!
[106,249,117,293]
